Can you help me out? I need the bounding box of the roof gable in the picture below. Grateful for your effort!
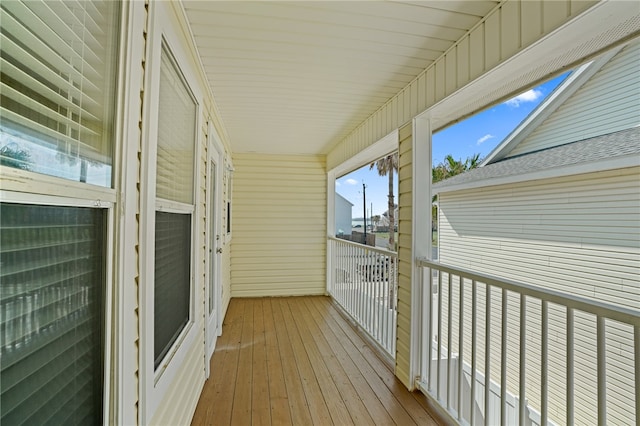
[482,45,627,165]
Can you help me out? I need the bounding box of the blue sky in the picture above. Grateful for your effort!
[336,72,569,218]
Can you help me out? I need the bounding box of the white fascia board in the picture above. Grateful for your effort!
[482,46,623,165]
[329,129,398,178]
[434,155,640,195]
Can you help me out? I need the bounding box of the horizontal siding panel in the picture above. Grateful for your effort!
[152,329,206,424]
[232,153,326,297]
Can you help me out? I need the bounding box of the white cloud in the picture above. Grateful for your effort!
[345,178,358,185]
[505,89,543,107]
[477,134,494,145]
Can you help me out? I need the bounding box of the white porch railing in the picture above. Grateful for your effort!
[328,237,398,357]
[417,258,640,426]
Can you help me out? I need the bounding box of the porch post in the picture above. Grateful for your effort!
[326,170,336,295]
[410,115,432,389]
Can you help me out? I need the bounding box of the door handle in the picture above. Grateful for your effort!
[216,248,223,254]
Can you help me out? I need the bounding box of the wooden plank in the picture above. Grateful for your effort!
[252,300,271,426]
[270,298,314,425]
[333,314,439,425]
[313,298,422,425]
[277,299,334,425]
[262,299,292,426]
[296,298,376,425]
[287,298,354,425]
[230,299,254,425]
[192,299,243,426]
[302,298,395,426]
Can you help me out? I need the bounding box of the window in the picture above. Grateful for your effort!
[0,1,120,187]
[0,203,107,424]
[153,43,197,370]
[0,1,120,424]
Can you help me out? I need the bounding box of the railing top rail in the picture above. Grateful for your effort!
[417,257,640,326]
[329,236,397,257]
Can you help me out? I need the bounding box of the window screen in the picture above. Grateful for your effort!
[0,1,120,186]
[0,203,106,425]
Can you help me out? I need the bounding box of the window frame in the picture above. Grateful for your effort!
[0,0,126,422]
[0,190,115,425]
[139,2,204,422]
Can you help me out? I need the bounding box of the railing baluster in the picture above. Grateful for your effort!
[447,272,453,411]
[635,325,640,426]
[329,238,398,359]
[501,289,507,426]
[437,270,443,401]
[383,268,388,351]
[427,267,434,392]
[541,300,548,426]
[597,316,607,426]
[471,279,477,426]
[567,307,574,426]
[458,275,464,422]
[485,284,491,426]
[366,251,371,334]
[519,294,526,426]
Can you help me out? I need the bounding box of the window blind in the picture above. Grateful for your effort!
[0,203,106,425]
[156,45,196,204]
[0,0,119,183]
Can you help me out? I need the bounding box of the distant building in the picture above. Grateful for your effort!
[335,193,353,236]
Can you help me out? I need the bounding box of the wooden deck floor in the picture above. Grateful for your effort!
[191,296,441,426]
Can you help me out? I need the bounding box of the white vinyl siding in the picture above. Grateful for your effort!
[396,124,413,387]
[231,154,326,297]
[150,321,205,425]
[508,40,640,158]
[438,167,640,425]
[327,0,603,169]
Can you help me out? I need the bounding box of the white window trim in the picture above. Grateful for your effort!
[0,166,117,204]
[204,121,225,378]
[114,1,147,424]
[139,2,204,423]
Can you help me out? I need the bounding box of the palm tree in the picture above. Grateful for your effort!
[444,154,466,176]
[370,153,398,250]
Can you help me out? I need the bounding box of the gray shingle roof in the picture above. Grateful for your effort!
[433,127,640,192]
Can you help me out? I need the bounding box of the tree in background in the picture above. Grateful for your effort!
[0,144,32,171]
[370,153,398,250]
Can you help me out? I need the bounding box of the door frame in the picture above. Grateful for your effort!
[205,122,224,377]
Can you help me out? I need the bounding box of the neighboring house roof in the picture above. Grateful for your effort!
[480,47,620,165]
[433,127,640,194]
[336,193,354,206]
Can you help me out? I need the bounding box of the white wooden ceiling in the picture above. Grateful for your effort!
[182,1,499,155]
